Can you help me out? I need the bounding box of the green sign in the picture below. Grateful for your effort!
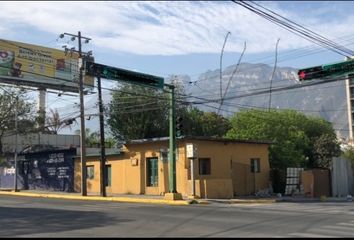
[85,61,164,89]
[298,59,354,81]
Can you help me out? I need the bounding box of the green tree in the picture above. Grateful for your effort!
[226,109,340,169]
[183,107,231,137]
[107,80,231,141]
[313,133,341,168]
[107,83,169,141]
[75,128,117,148]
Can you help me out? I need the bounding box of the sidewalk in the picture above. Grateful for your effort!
[1,189,351,205]
[0,189,276,205]
[0,189,194,205]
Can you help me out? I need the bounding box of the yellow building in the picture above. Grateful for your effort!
[74,137,271,199]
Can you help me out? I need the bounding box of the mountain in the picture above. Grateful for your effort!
[184,62,348,140]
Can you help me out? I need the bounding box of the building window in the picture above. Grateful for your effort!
[250,158,260,173]
[105,165,111,187]
[199,158,211,175]
[147,157,158,187]
[87,165,94,179]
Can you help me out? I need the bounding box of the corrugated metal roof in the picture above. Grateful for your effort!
[127,136,272,145]
[74,148,124,159]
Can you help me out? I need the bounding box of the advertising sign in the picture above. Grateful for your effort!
[0,39,94,92]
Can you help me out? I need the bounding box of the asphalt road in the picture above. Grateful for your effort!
[1,195,354,237]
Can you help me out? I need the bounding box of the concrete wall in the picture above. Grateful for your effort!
[302,169,330,197]
[2,133,80,153]
[194,179,233,199]
[1,149,76,192]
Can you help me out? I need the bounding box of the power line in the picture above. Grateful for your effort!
[0,56,350,120]
[192,33,354,86]
[188,74,348,104]
[233,1,354,57]
[249,0,354,56]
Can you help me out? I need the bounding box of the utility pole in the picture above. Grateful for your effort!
[59,31,91,196]
[13,97,18,192]
[97,75,106,197]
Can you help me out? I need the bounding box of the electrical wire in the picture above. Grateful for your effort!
[232,1,354,57]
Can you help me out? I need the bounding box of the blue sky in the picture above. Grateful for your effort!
[2,1,354,78]
[2,1,354,133]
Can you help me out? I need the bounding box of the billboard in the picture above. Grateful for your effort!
[0,39,94,92]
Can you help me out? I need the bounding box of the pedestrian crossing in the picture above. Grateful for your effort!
[287,220,354,238]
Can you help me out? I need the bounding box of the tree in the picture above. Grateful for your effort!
[45,108,75,134]
[226,109,340,170]
[107,80,232,141]
[342,145,354,165]
[313,133,341,168]
[74,128,117,148]
[0,87,36,155]
[183,107,231,137]
[107,83,169,141]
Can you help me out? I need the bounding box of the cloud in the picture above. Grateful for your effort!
[0,1,353,56]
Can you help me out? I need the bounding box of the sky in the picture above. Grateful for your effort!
[1,1,354,133]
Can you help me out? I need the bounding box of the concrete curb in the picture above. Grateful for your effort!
[229,199,276,204]
[0,191,192,205]
[195,200,210,205]
[205,198,277,204]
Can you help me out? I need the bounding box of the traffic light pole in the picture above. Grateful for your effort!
[169,84,176,193]
[164,84,182,200]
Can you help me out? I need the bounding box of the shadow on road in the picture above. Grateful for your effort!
[0,206,132,237]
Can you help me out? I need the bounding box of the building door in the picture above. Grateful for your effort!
[147,158,158,187]
[232,162,255,196]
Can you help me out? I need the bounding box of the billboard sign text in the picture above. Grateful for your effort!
[0,39,94,92]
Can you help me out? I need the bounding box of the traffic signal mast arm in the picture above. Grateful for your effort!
[298,59,354,81]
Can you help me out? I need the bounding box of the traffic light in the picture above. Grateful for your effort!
[298,66,324,81]
[85,60,103,76]
[85,60,96,76]
[176,116,183,137]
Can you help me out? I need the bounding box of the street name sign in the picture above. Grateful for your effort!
[85,61,164,89]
